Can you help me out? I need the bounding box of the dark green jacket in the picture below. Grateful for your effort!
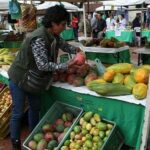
[8,26,76,84]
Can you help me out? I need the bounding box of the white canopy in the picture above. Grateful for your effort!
[96,6,127,11]
[101,0,150,6]
[36,1,79,10]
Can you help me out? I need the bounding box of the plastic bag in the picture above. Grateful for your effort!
[95,58,106,75]
[9,0,22,19]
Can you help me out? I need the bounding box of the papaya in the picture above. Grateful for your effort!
[107,63,133,74]
[112,73,124,84]
[88,78,107,85]
[103,70,115,82]
[133,83,148,100]
[134,68,149,84]
[140,65,150,72]
[130,66,139,76]
[87,82,131,96]
[124,75,136,90]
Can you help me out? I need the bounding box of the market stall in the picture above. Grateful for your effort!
[142,30,150,41]
[70,39,130,64]
[0,66,148,150]
[133,48,150,65]
[105,30,134,43]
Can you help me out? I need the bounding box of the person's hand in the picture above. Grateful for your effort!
[76,47,82,53]
[68,59,77,68]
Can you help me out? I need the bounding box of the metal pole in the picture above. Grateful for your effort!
[83,3,87,38]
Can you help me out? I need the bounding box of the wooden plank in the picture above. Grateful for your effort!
[140,75,150,150]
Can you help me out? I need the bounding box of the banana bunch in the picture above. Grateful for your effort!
[0,48,15,65]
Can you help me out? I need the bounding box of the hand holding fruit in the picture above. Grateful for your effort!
[75,47,82,53]
[68,52,86,68]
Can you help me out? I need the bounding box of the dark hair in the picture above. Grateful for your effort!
[42,5,69,28]
[121,14,124,18]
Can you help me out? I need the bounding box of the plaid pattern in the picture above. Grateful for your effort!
[31,37,68,71]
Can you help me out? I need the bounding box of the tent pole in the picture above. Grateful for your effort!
[83,3,87,38]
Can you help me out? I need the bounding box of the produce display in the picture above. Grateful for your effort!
[0,89,12,117]
[28,112,76,150]
[53,52,98,86]
[61,112,114,150]
[80,37,126,48]
[80,38,103,47]
[87,63,149,100]
[0,48,15,65]
[100,37,126,48]
[4,32,24,41]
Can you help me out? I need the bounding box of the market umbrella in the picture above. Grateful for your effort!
[96,5,127,11]
[36,1,79,10]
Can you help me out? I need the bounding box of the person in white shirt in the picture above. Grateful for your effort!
[120,14,127,29]
[106,14,115,30]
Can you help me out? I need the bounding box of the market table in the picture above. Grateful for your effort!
[133,48,150,65]
[0,69,146,150]
[142,30,150,41]
[60,28,75,41]
[70,42,130,64]
[105,30,134,43]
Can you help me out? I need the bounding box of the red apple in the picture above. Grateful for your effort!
[44,132,54,142]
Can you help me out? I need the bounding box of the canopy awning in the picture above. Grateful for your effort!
[36,1,79,10]
[96,5,127,11]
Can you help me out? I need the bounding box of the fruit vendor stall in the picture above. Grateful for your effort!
[0,61,150,149]
[70,38,130,64]
[105,30,134,43]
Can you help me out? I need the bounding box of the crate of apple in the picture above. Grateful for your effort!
[27,112,75,150]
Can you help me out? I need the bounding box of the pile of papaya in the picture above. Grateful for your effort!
[87,63,150,100]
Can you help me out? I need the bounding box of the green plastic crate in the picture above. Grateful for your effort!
[101,120,124,150]
[60,54,70,63]
[23,101,83,150]
[60,113,124,150]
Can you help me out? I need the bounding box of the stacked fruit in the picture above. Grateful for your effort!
[53,52,98,87]
[0,48,15,65]
[28,112,75,150]
[100,37,126,48]
[87,63,150,100]
[61,112,113,150]
[0,90,12,117]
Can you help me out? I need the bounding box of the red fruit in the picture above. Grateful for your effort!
[64,121,72,127]
[73,52,86,65]
[42,123,53,133]
[28,140,37,150]
[58,133,65,143]
[52,124,56,130]
[85,73,98,85]
[67,74,76,84]
[67,67,76,74]
[59,73,67,82]
[44,132,54,142]
[55,119,64,126]
[73,77,84,87]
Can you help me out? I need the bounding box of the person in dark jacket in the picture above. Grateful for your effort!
[8,6,81,150]
[132,13,141,29]
[132,13,141,37]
